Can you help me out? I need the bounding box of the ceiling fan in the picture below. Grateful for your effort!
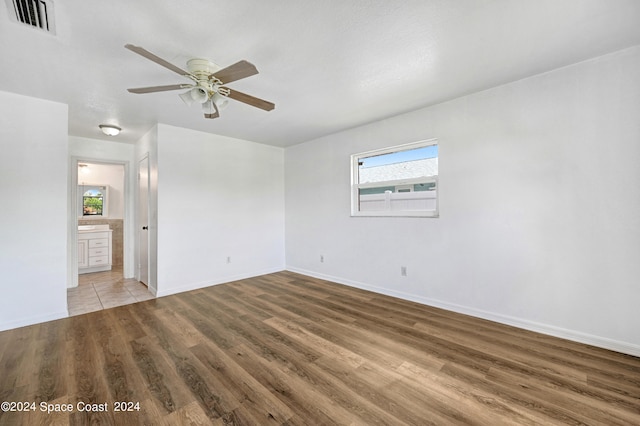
[124,44,275,119]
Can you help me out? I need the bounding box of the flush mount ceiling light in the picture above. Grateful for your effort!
[99,124,121,136]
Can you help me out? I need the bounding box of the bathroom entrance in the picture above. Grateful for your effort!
[68,158,154,316]
[77,162,125,274]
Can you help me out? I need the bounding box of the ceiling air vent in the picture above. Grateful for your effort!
[5,0,56,34]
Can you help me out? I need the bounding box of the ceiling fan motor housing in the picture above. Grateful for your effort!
[185,58,225,101]
[186,58,221,76]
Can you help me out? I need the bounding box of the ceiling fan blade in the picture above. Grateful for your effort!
[211,60,258,84]
[127,84,192,94]
[125,44,191,76]
[203,100,219,119]
[223,88,275,111]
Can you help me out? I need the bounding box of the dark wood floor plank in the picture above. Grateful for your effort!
[168,296,241,351]
[30,320,69,406]
[184,291,323,366]
[189,341,294,424]
[587,372,640,400]
[0,326,39,423]
[129,301,250,423]
[228,342,343,424]
[486,366,640,425]
[393,360,550,426]
[301,292,500,374]
[65,313,116,426]
[208,283,276,321]
[87,310,134,403]
[193,296,409,424]
[412,319,590,383]
[9,328,40,392]
[162,401,215,426]
[300,288,599,401]
[22,394,72,426]
[256,291,460,370]
[403,302,640,379]
[266,317,454,425]
[0,270,638,425]
[440,361,591,424]
[266,315,541,425]
[97,306,177,426]
[129,334,191,416]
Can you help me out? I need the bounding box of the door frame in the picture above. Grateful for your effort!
[68,156,133,288]
[137,154,150,287]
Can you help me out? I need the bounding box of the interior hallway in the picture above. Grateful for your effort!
[67,267,154,316]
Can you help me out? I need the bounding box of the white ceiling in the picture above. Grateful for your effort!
[1,0,639,147]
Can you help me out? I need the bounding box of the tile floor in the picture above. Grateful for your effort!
[67,267,155,316]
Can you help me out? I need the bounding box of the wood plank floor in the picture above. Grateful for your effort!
[1,271,638,425]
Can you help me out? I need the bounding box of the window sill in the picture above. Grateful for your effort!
[351,210,439,218]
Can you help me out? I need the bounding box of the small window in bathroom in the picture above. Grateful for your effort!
[79,185,108,217]
[83,189,103,216]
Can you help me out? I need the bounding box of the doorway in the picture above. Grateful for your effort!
[68,157,154,315]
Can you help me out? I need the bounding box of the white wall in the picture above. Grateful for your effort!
[284,46,640,356]
[0,91,68,331]
[155,124,285,297]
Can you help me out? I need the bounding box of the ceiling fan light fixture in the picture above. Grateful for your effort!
[202,100,217,115]
[179,90,193,106]
[212,92,229,110]
[99,124,121,136]
[179,87,209,106]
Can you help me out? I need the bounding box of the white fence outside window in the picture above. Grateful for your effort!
[359,189,437,212]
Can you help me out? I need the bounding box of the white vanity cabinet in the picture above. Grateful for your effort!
[78,225,112,274]
[78,239,89,268]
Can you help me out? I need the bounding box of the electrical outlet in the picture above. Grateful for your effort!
[227,256,231,264]
[401,266,407,276]
[320,255,324,263]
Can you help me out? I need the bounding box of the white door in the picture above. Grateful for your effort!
[138,156,149,286]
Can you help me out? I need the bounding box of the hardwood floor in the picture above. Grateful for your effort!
[1,271,639,425]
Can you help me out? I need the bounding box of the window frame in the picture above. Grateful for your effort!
[350,139,439,218]
[78,184,109,218]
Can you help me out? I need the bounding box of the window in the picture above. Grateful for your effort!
[351,139,438,217]
[79,185,108,217]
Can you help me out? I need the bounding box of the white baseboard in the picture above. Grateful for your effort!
[155,267,285,298]
[286,266,640,358]
[0,310,69,333]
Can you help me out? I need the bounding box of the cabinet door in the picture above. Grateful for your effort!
[78,240,89,268]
